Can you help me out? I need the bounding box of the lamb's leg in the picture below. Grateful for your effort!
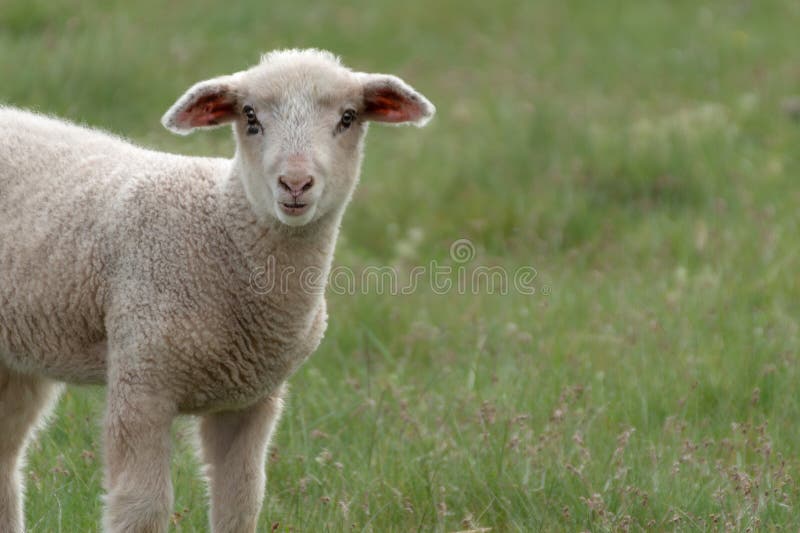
[199,383,287,533]
[0,365,62,533]
[102,378,176,533]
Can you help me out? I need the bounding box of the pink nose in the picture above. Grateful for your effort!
[278,173,314,197]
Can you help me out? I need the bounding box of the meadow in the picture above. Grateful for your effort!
[2,0,800,530]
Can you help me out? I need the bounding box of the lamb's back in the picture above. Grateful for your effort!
[0,107,231,382]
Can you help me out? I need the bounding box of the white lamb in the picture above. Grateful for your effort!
[0,48,434,533]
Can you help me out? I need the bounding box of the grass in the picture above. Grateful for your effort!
[3,0,800,530]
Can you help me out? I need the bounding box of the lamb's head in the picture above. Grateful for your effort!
[162,49,435,227]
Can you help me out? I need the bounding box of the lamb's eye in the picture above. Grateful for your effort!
[243,104,262,135]
[340,109,357,129]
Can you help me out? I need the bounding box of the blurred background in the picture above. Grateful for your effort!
[2,0,800,530]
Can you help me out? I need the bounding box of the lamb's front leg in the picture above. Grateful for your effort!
[199,383,287,533]
[102,377,176,533]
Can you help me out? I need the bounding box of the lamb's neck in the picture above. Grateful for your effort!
[217,169,342,278]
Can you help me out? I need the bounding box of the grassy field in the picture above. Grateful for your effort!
[2,0,800,530]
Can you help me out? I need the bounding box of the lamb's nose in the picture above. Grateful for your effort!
[278,174,314,197]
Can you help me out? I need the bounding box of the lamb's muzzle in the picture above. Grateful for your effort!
[0,48,434,533]
[279,173,314,196]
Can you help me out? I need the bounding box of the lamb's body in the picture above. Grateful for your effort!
[0,49,433,533]
[0,108,328,408]
[0,108,119,383]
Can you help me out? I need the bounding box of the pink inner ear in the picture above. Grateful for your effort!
[364,87,423,123]
[177,92,237,128]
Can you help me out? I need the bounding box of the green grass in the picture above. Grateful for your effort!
[3,0,800,530]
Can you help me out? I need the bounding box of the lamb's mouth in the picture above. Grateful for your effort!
[280,202,310,216]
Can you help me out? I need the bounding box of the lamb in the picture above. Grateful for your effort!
[0,48,434,533]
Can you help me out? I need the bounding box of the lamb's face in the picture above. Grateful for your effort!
[233,61,369,227]
[162,49,435,227]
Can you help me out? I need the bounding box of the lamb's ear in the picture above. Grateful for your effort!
[161,75,240,135]
[359,73,435,127]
